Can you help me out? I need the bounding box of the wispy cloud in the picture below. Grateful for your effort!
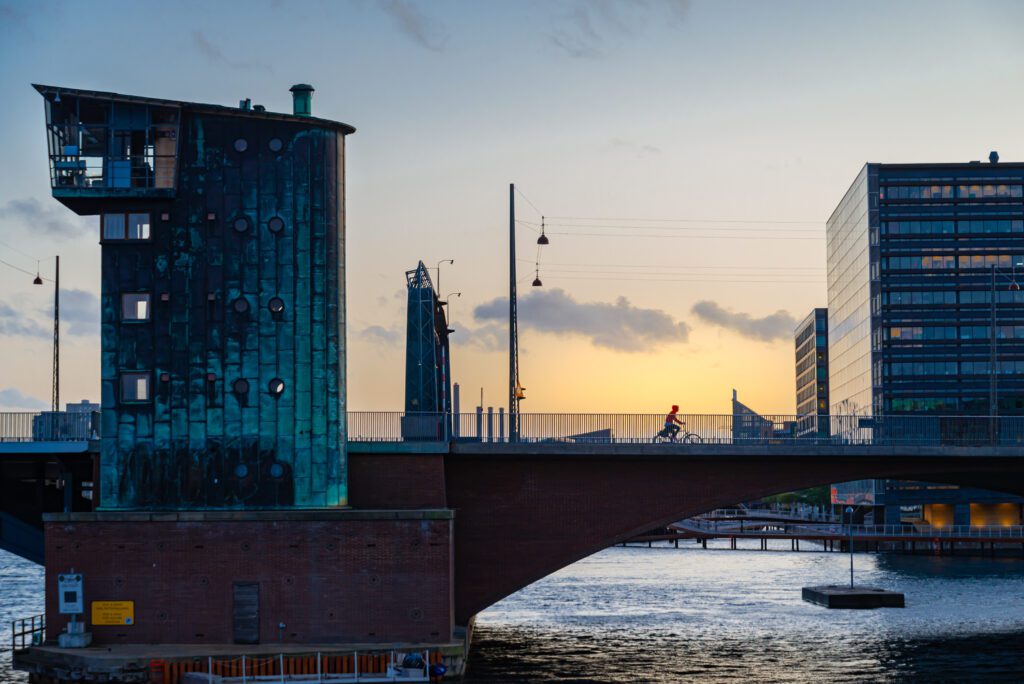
[548,0,690,59]
[377,0,448,52]
[0,301,49,339]
[191,31,272,71]
[0,387,49,411]
[57,289,100,337]
[451,322,507,352]
[610,137,661,157]
[474,288,689,352]
[0,198,92,238]
[356,324,402,346]
[691,300,797,342]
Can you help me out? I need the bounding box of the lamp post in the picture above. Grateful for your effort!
[33,255,59,412]
[443,292,461,329]
[845,506,855,588]
[435,259,453,299]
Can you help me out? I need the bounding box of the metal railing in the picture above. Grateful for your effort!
[0,411,99,443]
[10,614,44,653]
[5,410,1022,447]
[346,412,1024,447]
[678,518,1024,539]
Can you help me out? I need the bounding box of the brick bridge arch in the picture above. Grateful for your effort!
[435,446,1024,624]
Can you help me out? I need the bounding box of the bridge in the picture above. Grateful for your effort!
[6,409,1024,641]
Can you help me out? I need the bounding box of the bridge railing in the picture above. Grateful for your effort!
[0,411,100,443]
[346,412,1024,447]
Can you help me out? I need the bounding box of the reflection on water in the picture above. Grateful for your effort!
[467,541,1024,682]
[0,552,43,684]
[2,542,1022,683]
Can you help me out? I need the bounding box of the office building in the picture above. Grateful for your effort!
[826,154,1024,525]
[794,308,829,438]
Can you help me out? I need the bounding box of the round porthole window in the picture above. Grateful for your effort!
[268,297,285,314]
[232,297,250,313]
[268,378,286,396]
[234,138,248,153]
[233,216,250,233]
[234,464,249,479]
[268,138,283,152]
[268,216,285,233]
[269,462,285,478]
[232,378,250,395]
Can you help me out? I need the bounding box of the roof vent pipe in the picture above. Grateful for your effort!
[989,150,999,164]
[289,84,314,117]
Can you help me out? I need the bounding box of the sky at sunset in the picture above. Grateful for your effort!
[1,0,1023,415]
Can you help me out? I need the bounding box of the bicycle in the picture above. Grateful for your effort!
[653,423,702,444]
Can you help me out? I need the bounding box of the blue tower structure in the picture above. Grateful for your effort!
[403,262,452,438]
[34,83,354,509]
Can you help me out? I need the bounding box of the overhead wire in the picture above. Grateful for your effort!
[0,257,53,282]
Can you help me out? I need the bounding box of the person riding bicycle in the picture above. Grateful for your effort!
[664,405,684,439]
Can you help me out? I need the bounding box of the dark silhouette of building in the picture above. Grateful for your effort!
[35,83,354,509]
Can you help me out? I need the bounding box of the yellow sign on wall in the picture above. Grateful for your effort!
[91,601,135,626]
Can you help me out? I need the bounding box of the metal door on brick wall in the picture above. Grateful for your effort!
[233,582,260,644]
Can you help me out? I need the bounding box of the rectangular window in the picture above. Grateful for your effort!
[102,214,126,240]
[121,293,150,321]
[101,212,150,240]
[120,372,151,402]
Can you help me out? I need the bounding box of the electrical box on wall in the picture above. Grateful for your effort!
[57,573,83,615]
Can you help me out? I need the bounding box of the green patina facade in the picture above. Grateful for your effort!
[35,84,353,509]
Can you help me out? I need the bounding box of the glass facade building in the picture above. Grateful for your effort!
[794,308,829,438]
[826,157,1024,524]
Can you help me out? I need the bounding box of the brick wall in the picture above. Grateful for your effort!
[44,513,453,645]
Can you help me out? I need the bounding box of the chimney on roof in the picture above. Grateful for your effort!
[989,150,999,164]
[289,84,315,117]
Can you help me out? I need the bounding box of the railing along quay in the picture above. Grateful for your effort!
[677,518,1024,540]
[346,412,1024,447]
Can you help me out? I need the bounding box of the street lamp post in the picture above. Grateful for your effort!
[435,259,453,300]
[443,292,461,329]
[33,255,60,412]
[846,506,855,588]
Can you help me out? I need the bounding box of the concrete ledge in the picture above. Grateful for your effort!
[348,441,449,454]
[802,585,905,609]
[43,508,454,523]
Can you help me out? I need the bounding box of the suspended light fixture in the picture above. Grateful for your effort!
[537,216,549,245]
[532,264,542,287]
[33,261,43,285]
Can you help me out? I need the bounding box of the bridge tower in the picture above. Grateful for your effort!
[404,261,452,436]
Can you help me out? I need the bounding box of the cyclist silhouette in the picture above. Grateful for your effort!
[664,404,683,439]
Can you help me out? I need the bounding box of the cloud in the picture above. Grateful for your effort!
[451,322,507,352]
[356,324,402,346]
[611,137,661,157]
[0,301,49,338]
[548,0,690,59]
[58,289,100,337]
[0,387,49,411]
[473,288,689,352]
[191,31,272,71]
[378,0,448,52]
[691,300,797,342]
[0,198,92,238]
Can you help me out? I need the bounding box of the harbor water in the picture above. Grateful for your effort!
[4,540,1024,683]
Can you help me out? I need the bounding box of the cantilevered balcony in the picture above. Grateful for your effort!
[34,84,179,213]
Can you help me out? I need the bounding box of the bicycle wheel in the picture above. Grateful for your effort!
[683,433,702,444]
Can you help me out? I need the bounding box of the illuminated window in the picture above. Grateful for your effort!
[122,293,150,321]
[121,373,151,402]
